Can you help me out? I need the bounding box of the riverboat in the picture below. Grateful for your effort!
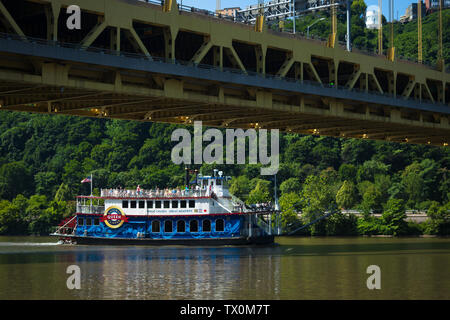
[51,170,279,245]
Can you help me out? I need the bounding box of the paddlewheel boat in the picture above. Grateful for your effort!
[51,171,280,245]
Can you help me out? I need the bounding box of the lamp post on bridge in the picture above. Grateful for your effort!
[292,0,296,34]
[307,17,325,38]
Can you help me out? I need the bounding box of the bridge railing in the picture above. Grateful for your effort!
[0,31,447,110]
[133,0,448,71]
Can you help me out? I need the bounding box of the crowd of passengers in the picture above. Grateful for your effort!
[100,185,211,198]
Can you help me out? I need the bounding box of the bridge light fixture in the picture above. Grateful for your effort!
[362,133,368,139]
[312,128,319,135]
[444,142,448,146]
[404,137,409,142]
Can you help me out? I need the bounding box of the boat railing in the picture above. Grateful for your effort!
[240,214,273,237]
[252,214,273,236]
[51,215,77,236]
[100,188,210,198]
[76,204,105,214]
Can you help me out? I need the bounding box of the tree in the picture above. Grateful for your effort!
[401,162,424,208]
[280,177,302,195]
[279,192,302,230]
[300,175,336,235]
[357,160,390,183]
[0,161,33,200]
[381,199,408,235]
[425,202,450,235]
[336,180,358,210]
[360,183,383,215]
[35,171,58,198]
[247,179,272,204]
[338,163,357,183]
[229,176,251,201]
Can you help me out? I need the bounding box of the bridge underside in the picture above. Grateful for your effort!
[0,0,449,146]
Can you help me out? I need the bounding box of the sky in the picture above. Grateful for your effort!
[179,0,414,20]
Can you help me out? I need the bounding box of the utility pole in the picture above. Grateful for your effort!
[418,0,422,63]
[378,0,383,55]
[346,0,351,51]
[292,0,296,34]
[388,0,395,61]
[437,0,444,70]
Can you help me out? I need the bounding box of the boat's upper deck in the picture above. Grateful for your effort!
[97,187,211,199]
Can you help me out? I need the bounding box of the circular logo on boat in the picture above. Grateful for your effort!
[101,206,128,229]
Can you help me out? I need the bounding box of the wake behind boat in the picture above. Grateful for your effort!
[51,170,280,245]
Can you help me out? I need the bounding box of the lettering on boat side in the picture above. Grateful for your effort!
[171,121,279,175]
[101,206,129,229]
[66,265,81,290]
[366,265,381,290]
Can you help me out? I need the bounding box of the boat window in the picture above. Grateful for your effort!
[152,220,160,233]
[155,201,161,208]
[147,201,153,208]
[164,220,172,233]
[139,201,145,209]
[163,200,170,208]
[78,217,84,226]
[122,200,129,208]
[130,201,137,208]
[180,200,187,208]
[189,200,195,208]
[86,218,92,226]
[94,218,100,226]
[202,219,211,232]
[190,220,198,232]
[172,200,178,208]
[215,219,224,232]
[177,220,186,233]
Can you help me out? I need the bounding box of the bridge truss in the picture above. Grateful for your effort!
[0,0,448,146]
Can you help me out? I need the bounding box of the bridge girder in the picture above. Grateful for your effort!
[0,0,448,146]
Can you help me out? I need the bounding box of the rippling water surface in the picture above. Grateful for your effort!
[0,236,448,300]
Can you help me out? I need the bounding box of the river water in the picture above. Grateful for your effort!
[0,236,448,300]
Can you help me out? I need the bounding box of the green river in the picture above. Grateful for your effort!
[0,236,448,300]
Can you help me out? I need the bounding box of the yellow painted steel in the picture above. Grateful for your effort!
[418,0,423,64]
[0,0,448,146]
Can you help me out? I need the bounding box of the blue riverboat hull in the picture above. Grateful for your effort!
[58,234,275,246]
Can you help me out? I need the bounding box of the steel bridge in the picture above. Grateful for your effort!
[0,0,449,146]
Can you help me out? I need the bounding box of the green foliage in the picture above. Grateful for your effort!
[279,192,303,230]
[229,175,251,201]
[0,100,448,236]
[424,202,450,235]
[246,179,272,205]
[381,199,408,235]
[280,177,302,194]
[325,213,358,236]
[336,180,358,210]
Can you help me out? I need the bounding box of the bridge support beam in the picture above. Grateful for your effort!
[0,1,26,38]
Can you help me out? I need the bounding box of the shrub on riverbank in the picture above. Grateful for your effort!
[0,194,73,235]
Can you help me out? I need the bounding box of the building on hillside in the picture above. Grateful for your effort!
[400,2,426,23]
[216,7,241,17]
[366,5,380,29]
[425,0,450,11]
